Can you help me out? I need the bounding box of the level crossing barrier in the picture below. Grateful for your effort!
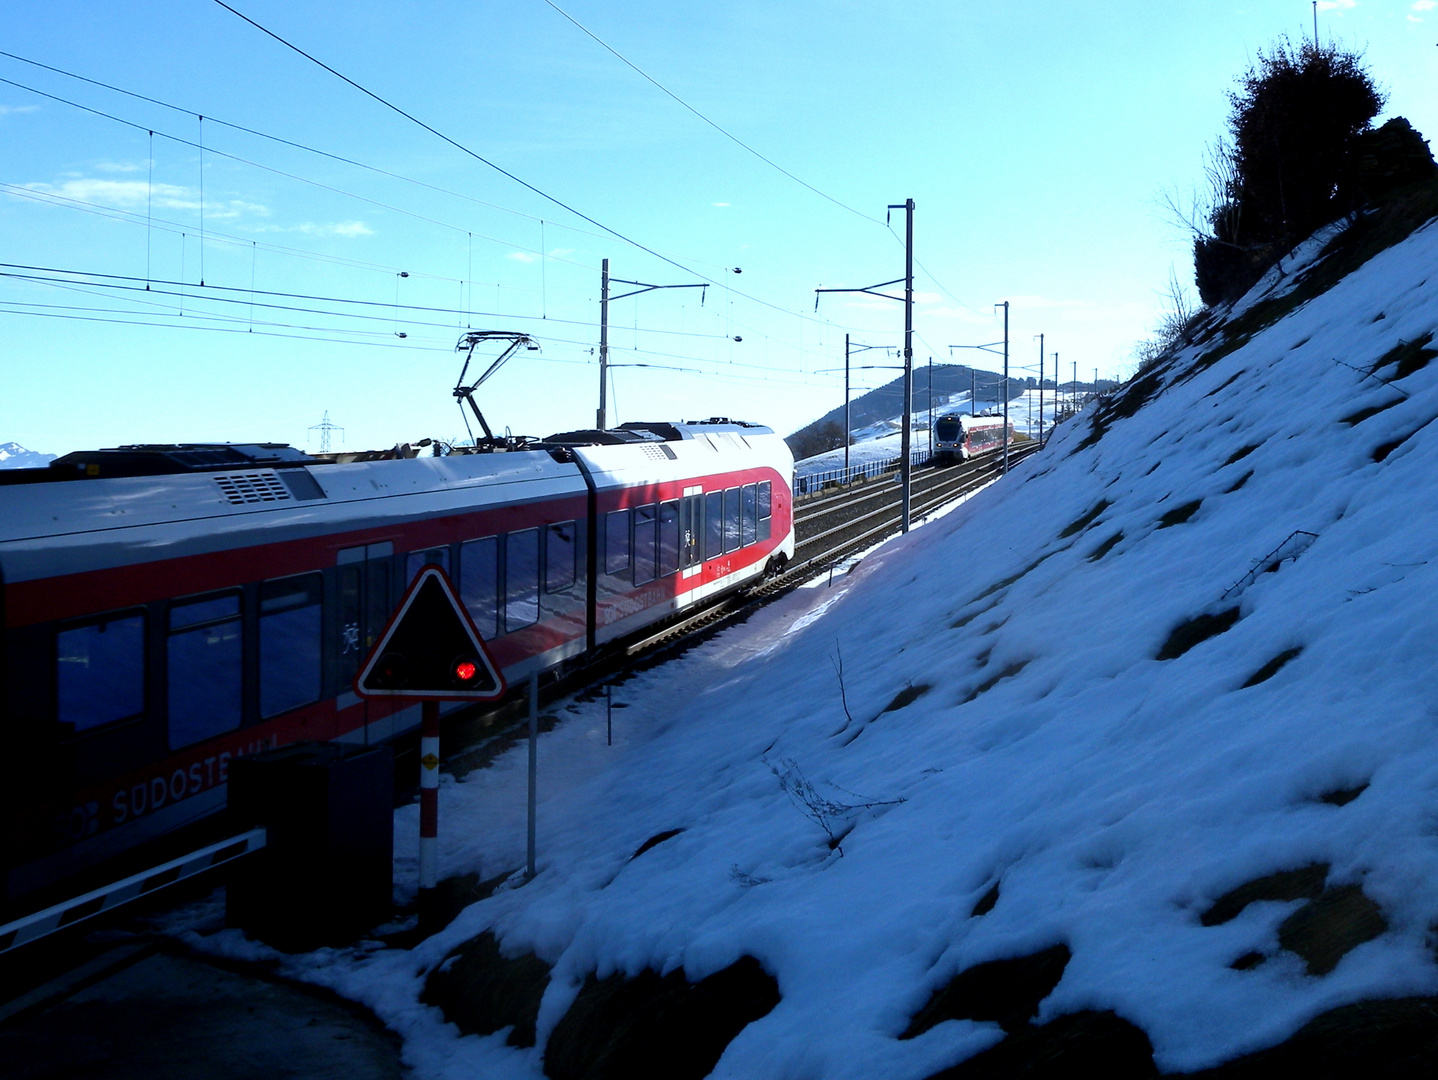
[0,827,267,956]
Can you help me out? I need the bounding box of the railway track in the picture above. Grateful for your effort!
[440,442,1045,776]
[612,440,1042,659]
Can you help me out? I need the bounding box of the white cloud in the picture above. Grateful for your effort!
[0,104,40,116]
[299,219,371,236]
[21,177,271,222]
[1412,0,1433,8]
[24,178,198,210]
[95,160,148,173]
[1316,0,1356,10]
[508,251,539,263]
[712,201,731,207]
[548,247,574,257]
[251,220,372,237]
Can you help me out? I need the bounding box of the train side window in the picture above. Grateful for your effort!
[741,484,757,546]
[460,536,499,639]
[658,501,680,576]
[605,509,631,575]
[723,487,741,552]
[545,521,576,593]
[405,547,449,584]
[259,574,322,719]
[167,592,242,749]
[703,491,723,560]
[757,481,772,542]
[633,504,658,584]
[56,613,145,734]
[505,528,540,631]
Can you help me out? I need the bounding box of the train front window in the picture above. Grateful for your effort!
[460,536,499,639]
[633,504,658,584]
[505,528,540,631]
[167,593,242,749]
[259,574,322,719]
[57,613,145,734]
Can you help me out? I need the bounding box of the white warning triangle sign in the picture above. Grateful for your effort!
[354,566,506,700]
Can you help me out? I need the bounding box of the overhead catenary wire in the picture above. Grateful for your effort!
[0,56,883,341]
[209,1,854,330]
[539,0,884,227]
[0,75,877,343]
[0,263,755,343]
[0,45,907,393]
[0,75,589,270]
[0,299,834,389]
[0,48,615,247]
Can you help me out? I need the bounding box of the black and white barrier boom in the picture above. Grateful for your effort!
[0,827,267,955]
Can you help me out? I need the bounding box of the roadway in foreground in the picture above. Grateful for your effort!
[1,937,406,1080]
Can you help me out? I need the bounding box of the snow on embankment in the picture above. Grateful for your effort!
[274,201,1438,1078]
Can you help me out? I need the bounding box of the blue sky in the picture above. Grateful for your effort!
[2,1,1434,455]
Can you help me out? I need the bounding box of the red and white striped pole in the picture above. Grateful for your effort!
[419,700,440,910]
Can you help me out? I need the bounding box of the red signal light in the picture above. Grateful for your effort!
[453,659,478,683]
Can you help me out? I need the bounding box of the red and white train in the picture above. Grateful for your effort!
[0,420,793,905]
[932,413,1015,465]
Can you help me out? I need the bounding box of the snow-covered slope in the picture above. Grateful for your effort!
[199,203,1438,1077]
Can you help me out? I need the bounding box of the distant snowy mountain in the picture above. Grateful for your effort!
[795,387,1078,482]
[0,442,54,469]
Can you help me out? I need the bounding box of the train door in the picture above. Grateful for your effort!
[336,541,394,697]
[678,493,703,578]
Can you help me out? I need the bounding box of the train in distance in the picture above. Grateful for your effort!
[932,413,1015,465]
[0,419,795,907]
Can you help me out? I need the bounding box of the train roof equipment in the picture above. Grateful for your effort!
[452,330,541,450]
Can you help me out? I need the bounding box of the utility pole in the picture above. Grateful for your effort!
[1313,0,1319,44]
[927,356,933,460]
[1052,350,1064,442]
[970,368,976,416]
[596,259,707,430]
[1035,334,1044,446]
[898,199,915,531]
[828,337,895,483]
[1073,359,1078,411]
[997,301,1010,473]
[597,259,609,429]
[839,332,845,480]
[815,197,914,531]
